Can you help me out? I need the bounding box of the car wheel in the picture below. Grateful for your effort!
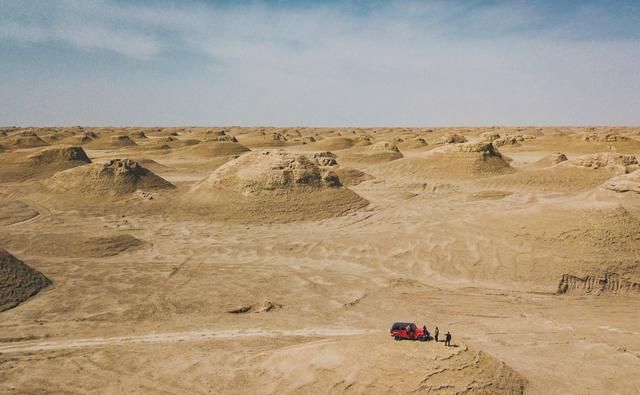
[394,335,401,341]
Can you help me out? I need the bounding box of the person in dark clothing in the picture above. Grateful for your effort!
[445,331,452,346]
[422,325,429,339]
[434,327,439,342]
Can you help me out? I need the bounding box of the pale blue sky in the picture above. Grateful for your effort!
[1,0,639,126]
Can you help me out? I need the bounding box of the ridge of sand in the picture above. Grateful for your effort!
[1,233,143,258]
[0,201,39,226]
[0,332,525,394]
[257,336,525,394]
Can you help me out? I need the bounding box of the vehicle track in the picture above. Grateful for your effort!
[0,328,377,354]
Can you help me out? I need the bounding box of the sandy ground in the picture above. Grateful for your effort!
[1,126,640,394]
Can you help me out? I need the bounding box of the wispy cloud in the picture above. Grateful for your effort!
[3,1,635,61]
[0,0,639,126]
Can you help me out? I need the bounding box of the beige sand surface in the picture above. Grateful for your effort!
[1,126,639,394]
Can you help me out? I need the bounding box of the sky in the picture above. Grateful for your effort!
[1,0,639,127]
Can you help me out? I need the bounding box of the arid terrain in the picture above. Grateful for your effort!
[1,125,639,394]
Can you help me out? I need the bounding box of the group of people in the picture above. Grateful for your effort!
[422,325,453,346]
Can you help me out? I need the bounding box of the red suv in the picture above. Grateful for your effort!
[390,322,429,341]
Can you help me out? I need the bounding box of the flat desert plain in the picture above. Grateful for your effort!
[1,126,640,394]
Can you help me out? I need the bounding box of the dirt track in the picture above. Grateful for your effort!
[0,328,376,353]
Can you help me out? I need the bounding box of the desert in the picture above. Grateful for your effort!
[1,126,639,394]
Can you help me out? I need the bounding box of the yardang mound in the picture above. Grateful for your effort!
[0,146,92,182]
[602,171,640,194]
[380,141,513,179]
[433,133,467,144]
[202,130,238,142]
[0,249,51,312]
[48,159,175,196]
[237,131,290,148]
[86,134,138,149]
[564,152,638,173]
[129,131,148,139]
[558,272,640,295]
[397,137,428,150]
[582,132,629,143]
[342,141,404,164]
[533,152,568,167]
[311,137,355,151]
[185,140,250,157]
[61,132,96,145]
[186,150,368,221]
[2,131,48,148]
[485,152,638,193]
[27,146,91,166]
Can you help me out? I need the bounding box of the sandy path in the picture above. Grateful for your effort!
[0,328,377,354]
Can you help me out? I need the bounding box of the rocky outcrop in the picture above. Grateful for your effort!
[557,273,640,294]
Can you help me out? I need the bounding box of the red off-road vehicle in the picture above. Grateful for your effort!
[390,322,430,341]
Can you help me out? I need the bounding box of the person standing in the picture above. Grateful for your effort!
[434,326,439,342]
[445,331,452,347]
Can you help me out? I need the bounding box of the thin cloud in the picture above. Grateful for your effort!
[0,0,638,126]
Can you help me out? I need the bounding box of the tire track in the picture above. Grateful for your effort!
[0,328,377,354]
